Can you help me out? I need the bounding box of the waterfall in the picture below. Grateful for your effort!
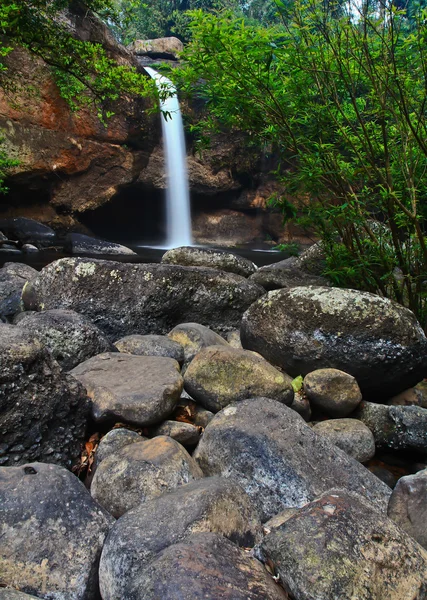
[145,67,192,248]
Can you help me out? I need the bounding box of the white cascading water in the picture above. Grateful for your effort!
[145,67,192,248]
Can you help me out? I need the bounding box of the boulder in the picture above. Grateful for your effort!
[249,264,328,291]
[312,419,375,462]
[168,322,229,365]
[184,346,294,412]
[117,533,288,600]
[389,383,427,408]
[387,469,427,549]
[64,232,136,256]
[0,262,38,321]
[0,591,40,599]
[22,244,39,254]
[0,462,113,599]
[0,324,89,467]
[95,428,146,466]
[71,353,182,426]
[354,401,427,452]
[162,246,257,277]
[151,420,201,445]
[241,286,427,398]
[0,217,56,247]
[22,258,264,339]
[261,490,427,600]
[91,436,203,517]
[129,37,184,59]
[114,334,184,364]
[303,368,362,417]
[193,398,390,522]
[16,309,114,370]
[99,477,264,600]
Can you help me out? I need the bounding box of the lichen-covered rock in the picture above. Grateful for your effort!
[168,322,229,365]
[64,233,136,255]
[261,490,427,600]
[71,353,183,426]
[387,470,427,549]
[249,264,328,291]
[193,398,390,522]
[91,436,203,517]
[241,286,427,398]
[114,334,184,364]
[0,324,89,467]
[312,419,376,462]
[303,368,362,417]
[354,401,427,452]
[184,346,294,412]
[225,329,243,348]
[151,420,201,445]
[0,462,113,599]
[16,309,114,370]
[0,591,40,599]
[22,258,264,339]
[99,477,263,600]
[162,246,257,277]
[129,36,184,59]
[0,262,38,321]
[118,533,288,600]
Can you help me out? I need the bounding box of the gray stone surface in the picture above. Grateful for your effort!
[0,262,38,321]
[64,233,136,255]
[168,322,229,365]
[0,462,113,599]
[312,418,375,462]
[249,264,328,291]
[114,334,184,364]
[262,490,427,600]
[0,324,89,467]
[71,353,183,426]
[0,218,56,247]
[304,368,362,417]
[0,591,40,599]
[151,420,201,445]
[16,309,114,370]
[95,428,146,466]
[241,286,427,399]
[184,345,294,412]
[193,398,391,522]
[161,246,257,277]
[91,435,203,517]
[388,469,427,549]
[99,476,263,600]
[22,258,264,339]
[355,401,427,452]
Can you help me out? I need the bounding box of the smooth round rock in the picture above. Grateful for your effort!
[95,428,146,466]
[64,233,136,255]
[168,322,229,365]
[388,469,427,549]
[241,286,427,399]
[0,262,38,321]
[0,217,56,247]
[71,353,183,426]
[161,246,257,277]
[184,345,294,412]
[0,462,113,599]
[151,420,201,445]
[91,436,203,517]
[114,334,184,364]
[16,309,114,370]
[304,369,362,417]
[249,264,329,291]
[312,419,375,462]
[99,476,263,600]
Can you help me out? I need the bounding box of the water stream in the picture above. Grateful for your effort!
[145,67,192,248]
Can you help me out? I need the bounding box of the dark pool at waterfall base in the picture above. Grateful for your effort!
[0,243,293,270]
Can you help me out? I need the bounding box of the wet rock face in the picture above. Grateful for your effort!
[387,470,427,549]
[16,309,114,370]
[0,218,56,247]
[261,490,427,600]
[22,258,264,339]
[162,246,257,277]
[0,324,89,467]
[193,398,390,522]
[0,462,114,600]
[99,476,263,600]
[241,286,427,398]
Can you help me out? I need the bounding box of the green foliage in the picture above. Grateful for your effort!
[176,2,427,328]
[272,241,300,255]
[0,138,19,194]
[291,375,304,392]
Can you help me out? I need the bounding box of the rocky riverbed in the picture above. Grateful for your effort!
[1,243,427,600]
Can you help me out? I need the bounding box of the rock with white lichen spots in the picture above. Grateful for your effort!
[161,246,257,277]
[241,286,427,399]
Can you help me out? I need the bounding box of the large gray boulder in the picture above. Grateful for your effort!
[64,232,136,255]
[0,218,56,247]
[184,345,294,412]
[99,477,263,600]
[0,462,113,599]
[193,398,390,522]
[16,309,114,370]
[71,353,183,426]
[161,246,257,277]
[261,490,427,600]
[168,322,229,365]
[0,324,89,467]
[388,469,427,549]
[22,258,264,339]
[304,368,362,417]
[249,263,328,291]
[91,436,203,517]
[119,533,288,600]
[0,262,38,321]
[241,286,427,398]
[114,334,184,364]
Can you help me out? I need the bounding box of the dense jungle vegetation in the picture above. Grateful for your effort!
[2,0,427,326]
